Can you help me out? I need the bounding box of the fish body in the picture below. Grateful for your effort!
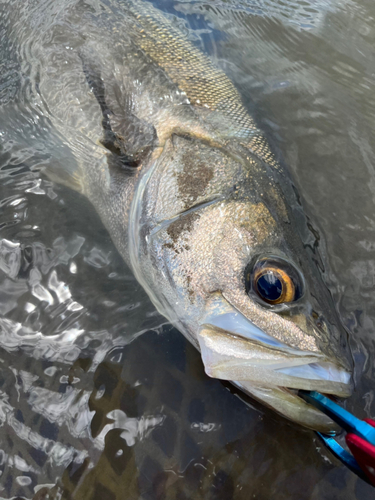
[2,0,352,431]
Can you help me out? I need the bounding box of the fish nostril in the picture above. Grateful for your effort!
[312,310,325,330]
[316,316,327,331]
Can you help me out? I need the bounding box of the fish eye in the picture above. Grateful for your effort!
[246,258,303,305]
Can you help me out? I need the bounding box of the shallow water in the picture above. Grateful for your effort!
[1,0,375,498]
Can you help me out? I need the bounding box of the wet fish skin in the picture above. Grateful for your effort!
[2,0,352,430]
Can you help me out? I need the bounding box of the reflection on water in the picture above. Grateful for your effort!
[1,0,375,498]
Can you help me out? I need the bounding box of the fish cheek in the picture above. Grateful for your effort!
[158,201,277,308]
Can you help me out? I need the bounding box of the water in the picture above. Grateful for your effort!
[0,0,375,498]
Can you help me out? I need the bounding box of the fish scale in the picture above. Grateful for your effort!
[123,0,278,165]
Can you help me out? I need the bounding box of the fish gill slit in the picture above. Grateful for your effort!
[149,195,225,238]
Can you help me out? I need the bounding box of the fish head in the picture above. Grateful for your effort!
[135,136,353,432]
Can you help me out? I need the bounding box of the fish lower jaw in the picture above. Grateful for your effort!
[235,381,344,433]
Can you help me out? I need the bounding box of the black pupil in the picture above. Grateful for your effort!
[256,272,282,302]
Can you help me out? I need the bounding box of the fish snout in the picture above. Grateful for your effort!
[196,305,352,431]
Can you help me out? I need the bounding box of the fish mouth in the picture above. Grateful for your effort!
[197,308,352,433]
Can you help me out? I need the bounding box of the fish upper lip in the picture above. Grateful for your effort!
[197,323,352,398]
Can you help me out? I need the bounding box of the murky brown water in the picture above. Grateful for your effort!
[1,0,375,498]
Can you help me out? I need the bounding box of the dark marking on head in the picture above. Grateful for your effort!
[166,212,200,248]
[176,148,214,209]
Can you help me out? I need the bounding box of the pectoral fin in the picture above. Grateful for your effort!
[79,47,156,170]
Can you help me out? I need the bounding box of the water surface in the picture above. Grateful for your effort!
[1,0,375,498]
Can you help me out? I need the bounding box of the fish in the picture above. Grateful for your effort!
[1,0,352,433]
